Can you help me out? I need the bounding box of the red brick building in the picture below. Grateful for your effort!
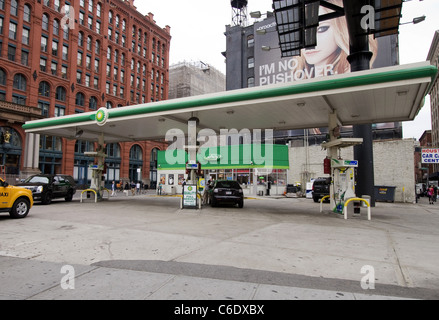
[0,0,170,188]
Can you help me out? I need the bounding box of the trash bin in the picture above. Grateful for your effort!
[374,186,396,203]
[171,186,176,195]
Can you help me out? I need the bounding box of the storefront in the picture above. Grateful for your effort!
[156,144,289,196]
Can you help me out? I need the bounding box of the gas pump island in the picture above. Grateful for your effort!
[321,113,371,220]
[80,133,110,202]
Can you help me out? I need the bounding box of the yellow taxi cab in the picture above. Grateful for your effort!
[0,177,33,219]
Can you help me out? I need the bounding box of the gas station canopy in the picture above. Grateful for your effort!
[23,62,437,143]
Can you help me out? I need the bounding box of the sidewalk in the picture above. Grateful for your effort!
[1,194,438,300]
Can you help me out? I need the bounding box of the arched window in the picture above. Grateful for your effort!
[39,81,51,97]
[89,96,97,110]
[42,14,49,31]
[87,36,93,51]
[24,4,32,22]
[10,0,18,16]
[13,74,27,91]
[95,40,100,54]
[53,19,60,35]
[97,3,101,17]
[0,68,6,86]
[109,10,113,24]
[55,86,66,101]
[75,92,85,106]
[78,31,83,47]
[130,145,143,161]
[106,101,113,109]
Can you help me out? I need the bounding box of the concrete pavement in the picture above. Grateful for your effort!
[1,191,438,301]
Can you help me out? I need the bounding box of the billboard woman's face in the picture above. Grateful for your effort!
[302,20,339,67]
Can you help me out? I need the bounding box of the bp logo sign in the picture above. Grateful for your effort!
[96,107,109,126]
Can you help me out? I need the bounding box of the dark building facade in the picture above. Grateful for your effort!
[223,12,403,145]
[0,0,170,188]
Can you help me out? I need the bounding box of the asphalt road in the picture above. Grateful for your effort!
[1,192,438,302]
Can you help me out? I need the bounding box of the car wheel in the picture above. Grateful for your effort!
[9,198,30,219]
[65,190,73,202]
[42,191,52,205]
[238,200,244,208]
[313,196,319,203]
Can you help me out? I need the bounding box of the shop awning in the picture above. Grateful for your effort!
[23,62,437,143]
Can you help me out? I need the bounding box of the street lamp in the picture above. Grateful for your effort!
[400,15,426,25]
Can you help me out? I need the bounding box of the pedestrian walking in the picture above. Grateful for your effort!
[111,180,116,197]
[428,185,435,204]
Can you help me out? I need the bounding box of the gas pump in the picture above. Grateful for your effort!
[331,159,358,213]
[84,135,107,200]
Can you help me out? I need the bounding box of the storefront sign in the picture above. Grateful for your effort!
[183,185,198,208]
[422,149,439,163]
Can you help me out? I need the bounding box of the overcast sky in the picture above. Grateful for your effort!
[135,0,439,141]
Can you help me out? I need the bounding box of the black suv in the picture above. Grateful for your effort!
[208,180,244,208]
[17,174,77,205]
[312,177,331,203]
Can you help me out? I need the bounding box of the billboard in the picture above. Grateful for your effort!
[254,16,398,87]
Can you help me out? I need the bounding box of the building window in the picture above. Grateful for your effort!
[56,86,66,101]
[62,45,68,60]
[61,66,67,79]
[75,92,85,106]
[55,105,65,117]
[12,94,26,105]
[8,46,16,61]
[42,14,49,31]
[0,68,6,86]
[10,0,18,16]
[24,5,32,23]
[21,51,29,66]
[52,41,58,56]
[88,0,93,13]
[50,61,57,75]
[89,96,97,110]
[41,36,48,52]
[76,70,82,84]
[87,36,92,51]
[39,81,50,97]
[22,28,30,45]
[247,35,254,48]
[38,101,50,117]
[53,19,59,35]
[248,57,254,69]
[78,32,83,47]
[9,22,17,40]
[97,3,101,17]
[95,40,100,54]
[40,58,47,72]
[247,77,255,88]
[77,52,83,66]
[94,59,99,73]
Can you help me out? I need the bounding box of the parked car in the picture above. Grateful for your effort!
[312,177,331,203]
[285,184,303,198]
[208,180,244,208]
[0,177,33,218]
[17,174,76,205]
